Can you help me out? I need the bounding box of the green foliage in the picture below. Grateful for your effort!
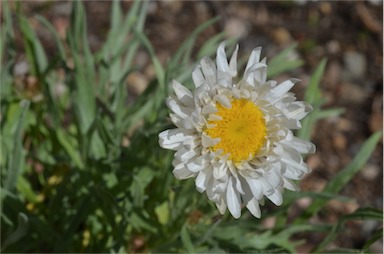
[0,0,382,253]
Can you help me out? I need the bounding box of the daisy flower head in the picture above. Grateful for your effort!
[159,42,315,219]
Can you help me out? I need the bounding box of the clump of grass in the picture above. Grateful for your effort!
[1,0,382,253]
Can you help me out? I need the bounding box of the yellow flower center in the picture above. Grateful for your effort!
[205,98,267,163]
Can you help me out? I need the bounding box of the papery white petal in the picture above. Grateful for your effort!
[245,47,262,73]
[173,164,195,179]
[196,168,212,192]
[166,97,192,119]
[158,129,193,150]
[214,94,231,108]
[243,62,267,87]
[270,79,299,97]
[186,156,205,173]
[213,162,228,179]
[244,177,263,200]
[281,136,316,154]
[172,80,194,106]
[202,104,217,114]
[216,198,227,215]
[226,177,241,219]
[282,177,298,191]
[266,190,283,206]
[246,198,261,218]
[229,44,239,77]
[216,42,230,73]
[264,167,283,188]
[200,57,217,87]
[175,147,197,162]
[192,65,205,88]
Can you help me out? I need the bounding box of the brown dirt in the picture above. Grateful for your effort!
[5,0,383,252]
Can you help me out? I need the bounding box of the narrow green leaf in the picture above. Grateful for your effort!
[362,228,383,252]
[315,107,345,120]
[302,132,382,220]
[268,44,304,78]
[56,129,84,169]
[134,30,165,89]
[154,201,170,225]
[181,224,195,253]
[312,208,383,253]
[5,100,30,191]
[322,132,382,195]
[18,16,48,77]
[297,59,327,140]
[36,15,66,60]
[1,213,28,251]
[305,58,327,104]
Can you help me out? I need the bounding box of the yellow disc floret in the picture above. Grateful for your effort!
[206,98,267,163]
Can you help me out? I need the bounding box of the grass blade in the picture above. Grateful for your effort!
[1,213,29,251]
[312,208,383,253]
[300,131,382,220]
[5,101,30,192]
[297,59,327,141]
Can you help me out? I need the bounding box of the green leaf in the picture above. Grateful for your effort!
[36,15,66,61]
[362,228,383,252]
[55,129,84,169]
[268,44,304,78]
[301,132,382,220]
[134,30,165,89]
[1,213,29,251]
[297,59,327,141]
[18,16,48,77]
[312,208,383,253]
[181,224,195,253]
[5,100,30,192]
[315,108,345,120]
[154,201,170,225]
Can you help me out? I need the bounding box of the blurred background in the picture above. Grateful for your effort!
[3,0,383,252]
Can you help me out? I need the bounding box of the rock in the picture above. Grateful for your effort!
[342,51,367,82]
[225,18,249,39]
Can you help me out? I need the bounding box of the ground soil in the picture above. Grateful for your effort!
[5,1,383,252]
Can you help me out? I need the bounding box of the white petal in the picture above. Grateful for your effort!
[173,164,195,179]
[186,156,205,173]
[283,101,313,120]
[202,104,217,114]
[175,147,198,162]
[246,198,261,218]
[216,42,230,73]
[158,129,192,150]
[166,97,192,119]
[214,94,231,108]
[243,62,267,86]
[229,44,239,77]
[281,136,316,154]
[226,177,241,219]
[200,57,217,87]
[192,65,205,88]
[169,113,194,129]
[216,198,227,215]
[201,133,219,147]
[282,177,298,191]
[264,168,283,189]
[245,177,263,200]
[245,47,262,73]
[195,168,211,193]
[213,162,228,179]
[172,80,194,106]
[266,190,283,206]
[271,79,299,97]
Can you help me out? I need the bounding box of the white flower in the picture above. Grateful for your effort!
[159,42,315,219]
